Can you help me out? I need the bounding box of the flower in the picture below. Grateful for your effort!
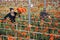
[55,35,59,39]
[52,28,56,30]
[26,36,30,40]
[17,31,21,34]
[44,34,48,36]
[58,30,60,33]
[8,22,12,24]
[49,34,54,40]
[23,22,26,25]
[3,19,7,22]
[21,32,27,36]
[50,9,57,14]
[54,11,60,18]
[19,37,22,40]
[8,35,14,40]
[31,7,38,12]
[17,7,26,13]
[24,27,30,31]
[48,22,52,25]
[55,22,59,26]
[43,27,48,33]
[0,20,2,23]
[37,3,44,8]
[40,20,44,26]
[35,26,39,32]
[5,26,9,29]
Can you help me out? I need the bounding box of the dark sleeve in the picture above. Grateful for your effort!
[40,12,44,16]
[40,12,42,16]
[14,12,17,15]
[14,12,20,17]
[43,12,49,16]
[40,12,49,17]
[46,13,49,16]
[4,13,9,19]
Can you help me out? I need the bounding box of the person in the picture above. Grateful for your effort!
[4,8,19,23]
[40,9,51,20]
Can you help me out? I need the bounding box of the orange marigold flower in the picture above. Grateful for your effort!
[21,32,27,36]
[35,26,39,32]
[19,37,22,40]
[26,36,30,40]
[49,34,54,40]
[58,30,60,33]
[8,35,14,40]
[5,26,9,29]
[0,20,2,23]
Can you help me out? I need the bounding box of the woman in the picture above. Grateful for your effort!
[4,8,19,23]
[40,9,51,20]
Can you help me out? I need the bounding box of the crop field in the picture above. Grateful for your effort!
[0,0,60,40]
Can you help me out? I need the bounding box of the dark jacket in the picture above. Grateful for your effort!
[4,12,17,23]
[40,11,48,19]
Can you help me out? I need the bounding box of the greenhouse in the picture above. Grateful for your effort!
[0,0,60,40]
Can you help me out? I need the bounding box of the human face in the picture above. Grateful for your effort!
[10,10,14,13]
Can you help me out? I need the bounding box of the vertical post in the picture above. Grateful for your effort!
[52,0,54,6]
[14,0,17,6]
[28,0,31,24]
[44,0,46,9]
[28,0,31,40]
